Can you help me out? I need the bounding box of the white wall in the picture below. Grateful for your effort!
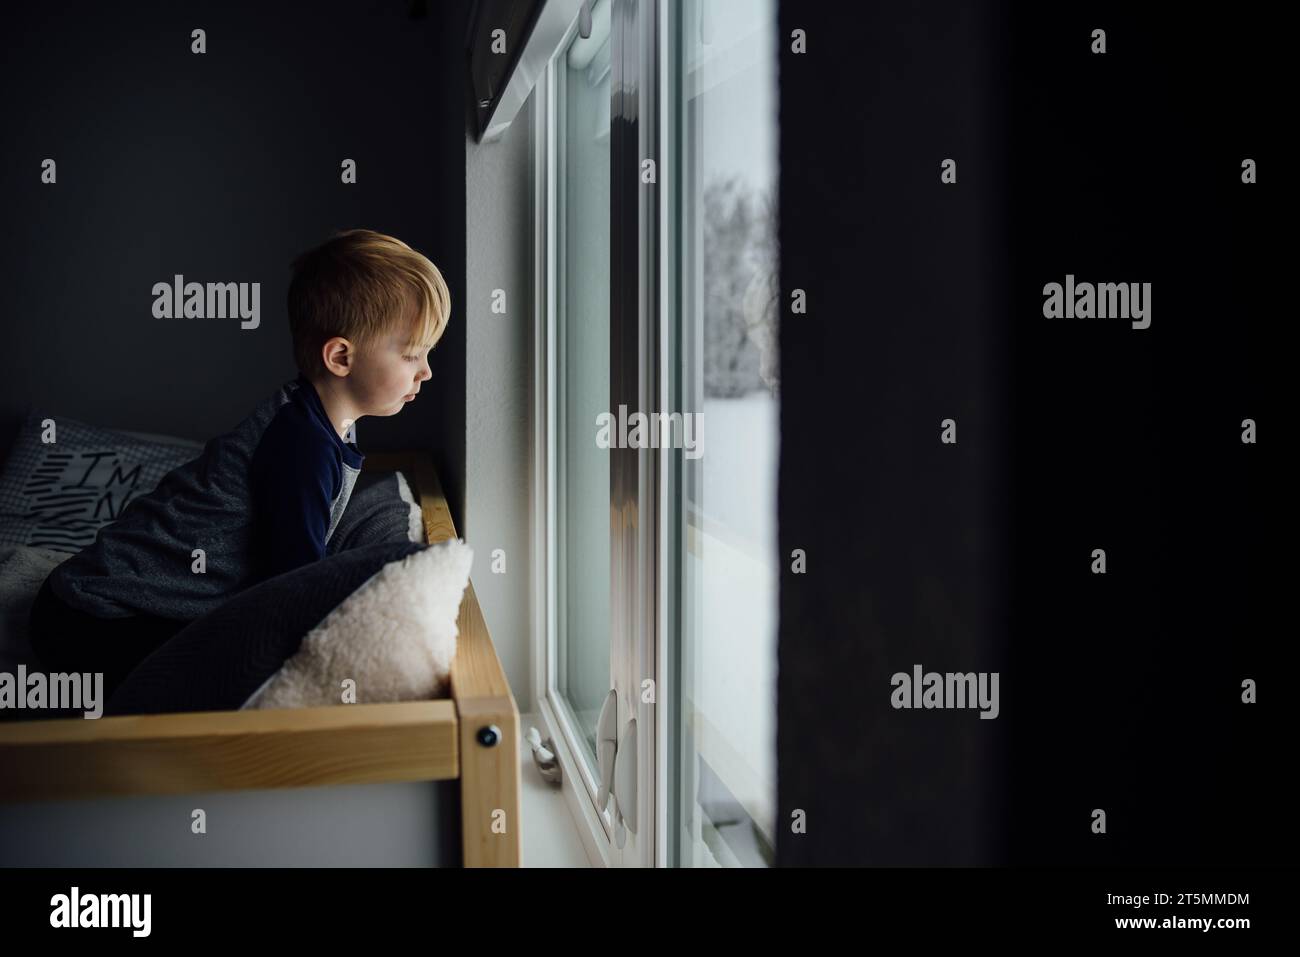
[464,92,536,712]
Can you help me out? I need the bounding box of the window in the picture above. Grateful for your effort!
[666,0,780,868]
[554,0,612,782]
[535,0,779,867]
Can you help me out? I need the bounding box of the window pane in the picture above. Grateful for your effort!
[555,2,613,773]
[669,0,780,866]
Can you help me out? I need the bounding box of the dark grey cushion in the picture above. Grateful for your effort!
[104,540,426,717]
[326,470,421,554]
[0,409,204,554]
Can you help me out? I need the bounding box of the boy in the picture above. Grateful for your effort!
[28,229,451,699]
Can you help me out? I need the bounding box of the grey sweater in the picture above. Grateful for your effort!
[48,376,363,620]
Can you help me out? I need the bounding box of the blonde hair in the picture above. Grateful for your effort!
[287,229,451,378]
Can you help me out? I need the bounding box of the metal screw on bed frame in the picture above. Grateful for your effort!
[477,725,501,747]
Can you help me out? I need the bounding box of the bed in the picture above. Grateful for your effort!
[0,450,520,867]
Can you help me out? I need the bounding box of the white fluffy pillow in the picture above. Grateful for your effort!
[243,538,474,710]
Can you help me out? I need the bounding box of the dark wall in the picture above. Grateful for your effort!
[1,0,468,526]
[777,1,1286,865]
[1004,4,1285,868]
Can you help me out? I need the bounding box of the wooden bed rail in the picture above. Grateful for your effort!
[366,451,522,867]
[0,451,521,868]
[0,700,459,798]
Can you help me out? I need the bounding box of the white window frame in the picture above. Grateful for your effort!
[529,0,665,869]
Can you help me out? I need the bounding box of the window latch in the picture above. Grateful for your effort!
[527,727,562,784]
[595,688,638,848]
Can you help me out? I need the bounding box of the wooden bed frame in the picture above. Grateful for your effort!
[0,451,520,867]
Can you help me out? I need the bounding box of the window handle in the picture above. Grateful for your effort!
[595,688,618,813]
[527,727,562,784]
[613,716,637,847]
[595,688,638,847]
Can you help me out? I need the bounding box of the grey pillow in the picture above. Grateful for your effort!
[104,540,428,717]
[0,410,203,554]
[326,470,423,554]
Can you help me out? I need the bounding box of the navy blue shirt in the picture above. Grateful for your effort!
[248,374,365,581]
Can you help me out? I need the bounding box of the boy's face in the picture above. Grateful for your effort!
[347,324,433,418]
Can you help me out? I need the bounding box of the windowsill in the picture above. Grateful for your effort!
[518,709,597,867]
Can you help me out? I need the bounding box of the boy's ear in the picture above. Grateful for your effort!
[320,336,356,374]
